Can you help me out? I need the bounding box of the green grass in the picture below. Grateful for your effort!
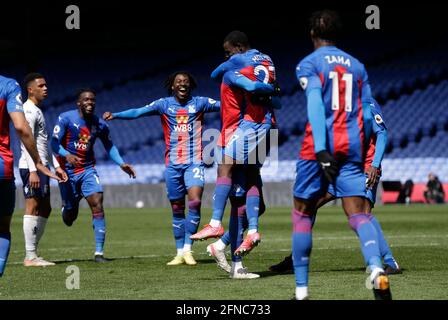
[1,204,447,300]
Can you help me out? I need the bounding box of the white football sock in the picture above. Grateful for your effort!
[232,261,243,271]
[176,248,184,256]
[214,239,227,250]
[209,219,221,228]
[247,229,258,235]
[183,244,192,252]
[23,215,38,260]
[295,286,309,300]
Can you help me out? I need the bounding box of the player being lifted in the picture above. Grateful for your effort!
[291,10,392,300]
[103,71,220,266]
[19,73,68,267]
[1,75,61,277]
[191,31,280,262]
[51,89,136,263]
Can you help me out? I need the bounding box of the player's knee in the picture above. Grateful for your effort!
[171,202,185,216]
[347,213,370,231]
[188,200,201,212]
[291,209,313,233]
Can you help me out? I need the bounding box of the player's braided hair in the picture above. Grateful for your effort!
[309,10,342,42]
[23,72,45,88]
[164,71,197,95]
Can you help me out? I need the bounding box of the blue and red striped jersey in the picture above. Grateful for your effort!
[122,96,220,166]
[0,75,24,180]
[218,49,277,146]
[296,46,372,163]
[52,110,111,175]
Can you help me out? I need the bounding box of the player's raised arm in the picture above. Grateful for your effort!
[103,100,162,121]
[99,123,136,178]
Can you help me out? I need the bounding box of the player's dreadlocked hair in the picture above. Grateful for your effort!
[164,71,197,95]
[223,30,250,47]
[309,10,342,42]
[23,72,45,88]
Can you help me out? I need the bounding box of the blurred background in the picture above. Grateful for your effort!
[1,0,447,207]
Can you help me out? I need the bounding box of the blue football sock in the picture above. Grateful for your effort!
[0,232,11,277]
[184,200,201,247]
[211,177,232,222]
[92,212,106,254]
[171,203,185,251]
[292,209,313,287]
[229,206,245,262]
[221,231,231,246]
[367,213,396,266]
[348,213,382,269]
[246,186,260,232]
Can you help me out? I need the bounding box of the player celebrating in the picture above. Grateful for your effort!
[103,71,220,266]
[269,99,401,275]
[1,75,61,277]
[51,89,136,263]
[291,10,392,300]
[207,166,266,278]
[19,73,68,267]
[191,31,279,261]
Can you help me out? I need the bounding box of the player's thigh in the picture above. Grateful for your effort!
[164,166,187,201]
[365,176,379,210]
[0,180,16,218]
[244,123,271,166]
[58,178,80,211]
[19,168,48,199]
[184,164,205,193]
[80,169,103,198]
[328,161,368,199]
[293,159,328,202]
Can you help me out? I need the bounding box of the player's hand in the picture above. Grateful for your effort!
[120,163,136,179]
[365,166,380,189]
[316,150,339,184]
[272,81,281,96]
[103,112,114,121]
[56,167,69,183]
[29,171,40,189]
[36,162,62,182]
[65,154,82,166]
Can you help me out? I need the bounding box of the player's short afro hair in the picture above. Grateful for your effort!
[77,88,96,100]
[309,10,342,42]
[164,71,197,95]
[23,72,45,88]
[223,30,250,47]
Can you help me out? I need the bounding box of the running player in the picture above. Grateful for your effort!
[51,88,136,262]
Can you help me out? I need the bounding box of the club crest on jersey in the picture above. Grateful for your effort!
[188,105,196,113]
[74,133,91,150]
[174,112,191,132]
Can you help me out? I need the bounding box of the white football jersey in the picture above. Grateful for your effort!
[18,99,59,171]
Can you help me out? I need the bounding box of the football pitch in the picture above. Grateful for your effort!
[1,204,447,300]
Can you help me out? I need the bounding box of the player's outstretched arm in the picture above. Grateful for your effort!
[104,105,157,121]
[100,127,136,178]
[11,112,61,182]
